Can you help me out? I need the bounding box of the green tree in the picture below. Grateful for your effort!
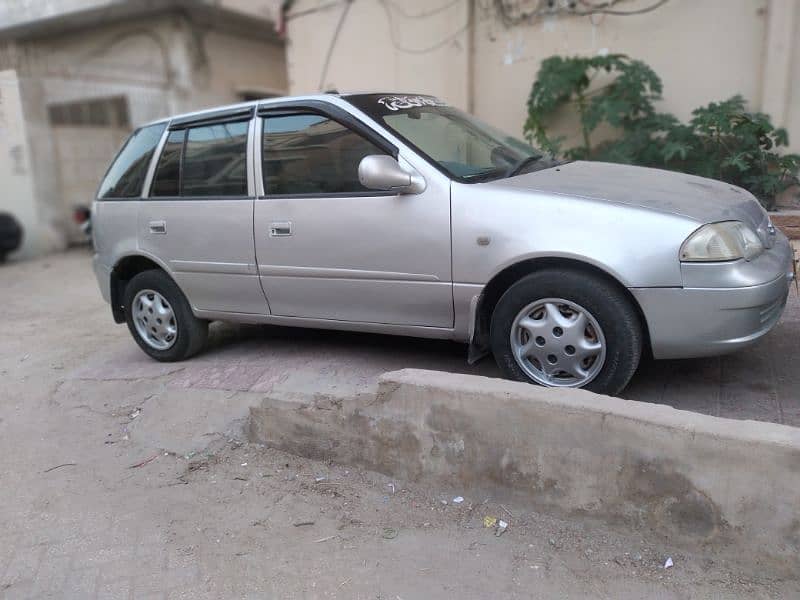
[525,55,800,209]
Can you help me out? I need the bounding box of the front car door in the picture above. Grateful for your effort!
[253,101,453,327]
[138,108,268,315]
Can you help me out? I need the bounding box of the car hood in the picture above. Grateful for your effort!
[490,160,766,229]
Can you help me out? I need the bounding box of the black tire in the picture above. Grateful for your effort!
[123,270,208,362]
[489,269,642,396]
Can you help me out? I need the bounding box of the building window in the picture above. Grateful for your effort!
[48,96,130,128]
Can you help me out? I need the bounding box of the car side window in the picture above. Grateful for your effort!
[150,121,249,198]
[183,122,249,197]
[98,123,166,199]
[262,113,386,195]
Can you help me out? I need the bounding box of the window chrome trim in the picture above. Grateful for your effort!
[246,115,257,198]
[253,116,265,198]
[257,192,397,200]
[141,195,255,202]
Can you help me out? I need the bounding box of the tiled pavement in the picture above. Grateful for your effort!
[70,281,800,427]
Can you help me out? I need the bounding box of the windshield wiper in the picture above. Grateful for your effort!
[505,154,545,178]
[462,167,506,182]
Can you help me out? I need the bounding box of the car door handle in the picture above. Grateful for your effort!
[269,222,292,237]
[149,220,166,234]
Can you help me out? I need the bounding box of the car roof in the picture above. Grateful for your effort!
[140,92,434,128]
[140,94,334,128]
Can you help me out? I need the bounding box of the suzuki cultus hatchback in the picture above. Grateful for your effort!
[92,93,794,395]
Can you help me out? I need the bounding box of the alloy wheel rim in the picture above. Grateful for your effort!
[132,289,177,351]
[510,298,606,388]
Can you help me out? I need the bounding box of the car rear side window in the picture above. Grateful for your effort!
[150,121,249,198]
[262,113,386,195]
[98,123,166,199]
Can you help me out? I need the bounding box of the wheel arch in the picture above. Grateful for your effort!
[110,253,174,324]
[470,256,651,361]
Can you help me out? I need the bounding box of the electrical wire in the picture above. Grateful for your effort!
[286,0,341,21]
[312,0,668,67]
[317,0,352,91]
[382,0,463,19]
[574,0,670,16]
[381,0,471,54]
[494,0,669,26]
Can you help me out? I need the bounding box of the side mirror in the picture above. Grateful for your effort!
[358,155,426,194]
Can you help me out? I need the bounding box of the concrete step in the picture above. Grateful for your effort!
[248,368,800,571]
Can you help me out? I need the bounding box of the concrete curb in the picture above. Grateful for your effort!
[771,211,800,240]
[249,368,800,566]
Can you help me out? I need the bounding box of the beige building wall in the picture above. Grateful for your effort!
[203,29,288,103]
[1,13,287,254]
[0,70,43,259]
[473,0,768,143]
[766,0,800,157]
[0,0,283,29]
[286,0,800,154]
[286,0,470,107]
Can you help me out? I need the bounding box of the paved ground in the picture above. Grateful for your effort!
[1,249,799,599]
[70,248,800,427]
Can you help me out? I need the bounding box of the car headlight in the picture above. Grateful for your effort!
[680,221,764,262]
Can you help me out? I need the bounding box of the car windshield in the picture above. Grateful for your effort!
[346,94,545,182]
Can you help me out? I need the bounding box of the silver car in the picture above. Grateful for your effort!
[91,93,794,395]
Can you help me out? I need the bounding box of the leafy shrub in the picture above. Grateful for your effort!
[525,55,800,209]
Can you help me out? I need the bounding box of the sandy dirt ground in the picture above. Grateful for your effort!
[1,249,798,599]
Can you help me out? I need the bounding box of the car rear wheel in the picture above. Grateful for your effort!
[124,270,208,362]
[489,269,642,396]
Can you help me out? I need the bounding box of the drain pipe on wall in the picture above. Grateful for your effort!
[466,0,476,114]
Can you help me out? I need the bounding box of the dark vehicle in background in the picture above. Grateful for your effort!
[74,205,92,239]
[0,213,23,263]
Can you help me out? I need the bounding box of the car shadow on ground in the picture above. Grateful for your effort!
[196,305,798,427]
[203,320,501,379]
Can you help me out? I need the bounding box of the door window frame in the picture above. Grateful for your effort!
[144,106,256,201]
[255,100,399,200]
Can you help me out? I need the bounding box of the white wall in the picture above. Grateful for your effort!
[1,13,288,256]
[0,70,52,258]
[286,0,470,106]
[473,0,769,140]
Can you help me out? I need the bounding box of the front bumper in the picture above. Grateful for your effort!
[631,236,794,360]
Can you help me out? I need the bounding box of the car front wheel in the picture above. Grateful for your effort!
[123,270,208,362]
[489,269,642,396]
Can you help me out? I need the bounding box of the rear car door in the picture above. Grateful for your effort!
[253,104,453,327]
[138,108,268,315]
